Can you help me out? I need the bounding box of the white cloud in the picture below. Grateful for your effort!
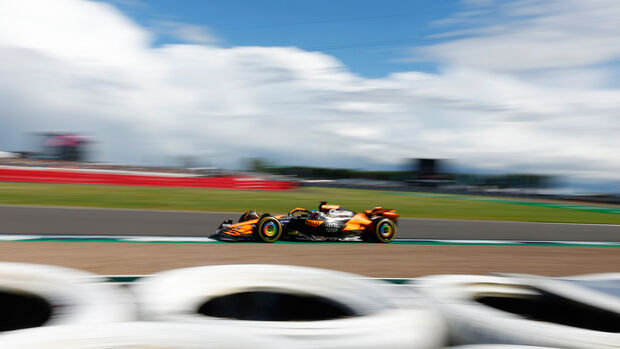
[152,21,220,45]
[420,0,620,72]
[0,0,151,66]
[0,0,618,186]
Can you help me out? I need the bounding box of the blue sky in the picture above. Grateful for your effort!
[1,0,620,191]
[107,0,460,78]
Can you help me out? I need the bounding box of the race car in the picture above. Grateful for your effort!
[210,201,399,243]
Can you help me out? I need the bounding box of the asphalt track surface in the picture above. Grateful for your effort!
[0,205,618,241]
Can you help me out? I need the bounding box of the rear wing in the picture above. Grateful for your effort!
[364,207,399,222]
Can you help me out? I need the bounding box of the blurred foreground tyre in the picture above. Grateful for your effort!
[444,344,560,349]
[133,264,447,349]
[551,273,620,299]
[0,262,135,332]
[412,274,620,349]
[0,322,302,348]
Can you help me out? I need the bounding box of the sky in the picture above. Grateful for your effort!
[112,0,457,78]
[0,0,619,191]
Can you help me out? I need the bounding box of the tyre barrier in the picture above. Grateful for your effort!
[0,322,304,348]
[551,273,620,301]
[497,273,620,315]
[0,263,136,332]
[561,273,620,281]
[412,274,620,349]
[446,346,560,349]
[132,264,448,349]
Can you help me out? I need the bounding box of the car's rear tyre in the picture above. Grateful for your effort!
[253,216,283,243]
[365,218,397,243]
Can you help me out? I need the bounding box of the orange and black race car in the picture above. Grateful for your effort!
[210,201,399,243]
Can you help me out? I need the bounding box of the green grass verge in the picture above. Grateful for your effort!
[0,182,618,224]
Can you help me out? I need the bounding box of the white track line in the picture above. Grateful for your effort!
[0,234,618,246]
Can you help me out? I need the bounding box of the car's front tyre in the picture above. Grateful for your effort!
[253,216,283,243]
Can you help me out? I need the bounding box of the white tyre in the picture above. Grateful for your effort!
[0,322,304,348]
[444,344,560,349]
[413,274,620,349]
[550,273,620,301]
[503,273,620,314]
[133,264,447,349]
[543,273,620,282]
[0,262,136,332]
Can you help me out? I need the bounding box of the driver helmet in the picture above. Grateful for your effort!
[238,210,259,222]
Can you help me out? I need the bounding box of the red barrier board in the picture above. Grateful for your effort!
[0,168,297,190]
